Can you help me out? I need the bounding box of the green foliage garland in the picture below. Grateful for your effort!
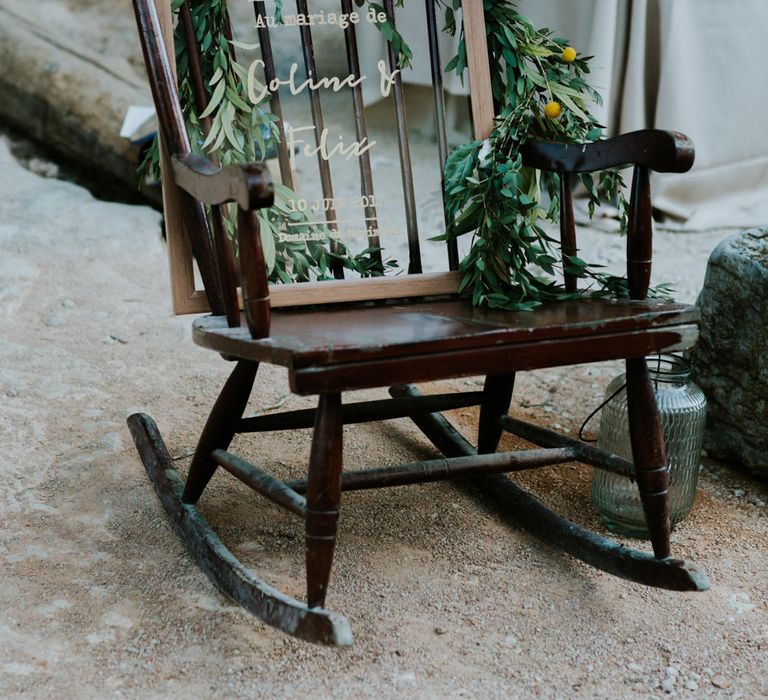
[362,1,669,308]
[437,1,640,309]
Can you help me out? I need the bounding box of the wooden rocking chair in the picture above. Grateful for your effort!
[128,0,709,646]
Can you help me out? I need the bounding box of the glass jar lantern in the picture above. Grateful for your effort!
[590,355,707,538]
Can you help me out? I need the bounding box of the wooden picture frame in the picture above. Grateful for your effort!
[158,0,492,315]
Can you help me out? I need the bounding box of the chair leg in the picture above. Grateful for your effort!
[625,357,671,559]
[477,373,516,454]
[305,392,344,609]
[182,361,259,504]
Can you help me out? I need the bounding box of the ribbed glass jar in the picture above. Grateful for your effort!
[590,355,707,538]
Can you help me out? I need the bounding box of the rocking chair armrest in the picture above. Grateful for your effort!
[520,129,695,175]
[171,154,275,211]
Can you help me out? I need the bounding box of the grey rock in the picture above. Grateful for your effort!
[692,228,768,478]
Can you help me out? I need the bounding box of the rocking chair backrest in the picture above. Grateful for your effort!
[134,1,695,343]
[134,0,495,319]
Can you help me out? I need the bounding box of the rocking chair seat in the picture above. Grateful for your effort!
[193,298,699,394]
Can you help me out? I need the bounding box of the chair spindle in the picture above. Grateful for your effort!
[383,0,423,274]
[559,172,578,293]
[340,0,383,271]
[179,0,240,327]
[627,165,653,299]
[295,0,345,279]
[180,3,211,126]
[237,208,271,338]
[252,1,296,190]
[425,0,459,271]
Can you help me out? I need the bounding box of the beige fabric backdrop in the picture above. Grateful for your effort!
[361,0,768,230]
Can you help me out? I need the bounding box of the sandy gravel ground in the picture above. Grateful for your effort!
[1,122,768,700]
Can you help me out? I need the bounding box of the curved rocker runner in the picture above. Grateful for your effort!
[128,0,710,645]
[127,411,353,646]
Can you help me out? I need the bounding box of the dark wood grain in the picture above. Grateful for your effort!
[289,326,697,395]
[251,0,295,190]
[192,298,700,369]
[211,205,241,328]
[129,0,707,645]
[172,155,274,211]
[477,374,516,454]
[500,415,636,478]
[341,0,382,270]
[305,393,344,609]
[236,208,271,338]
[183,361,259,504]
[179,2,213,132]
[294,0,344,278]
[237,391,485,432]
[212,448,307,518]
[287,446,575,493]
[625,357,671,559]
[384,0,422,274]
[425,0,458,270]
[521,130,695,174]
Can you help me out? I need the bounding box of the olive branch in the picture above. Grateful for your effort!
[434,1,662,309]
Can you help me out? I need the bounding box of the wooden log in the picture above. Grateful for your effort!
[237,208,271,338]
[559,173,578,293]
[0,5,147,188]
[627,165,653,300]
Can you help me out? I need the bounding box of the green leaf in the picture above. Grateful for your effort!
[257,210,277,273]
[208,66,223,86]
[199,78,226,119]
[229,39,260,51]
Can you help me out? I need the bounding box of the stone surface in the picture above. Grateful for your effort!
[692,228,768,477]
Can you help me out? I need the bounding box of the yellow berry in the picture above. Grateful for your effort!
[562,46,577,63]
[544,101,562,119]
